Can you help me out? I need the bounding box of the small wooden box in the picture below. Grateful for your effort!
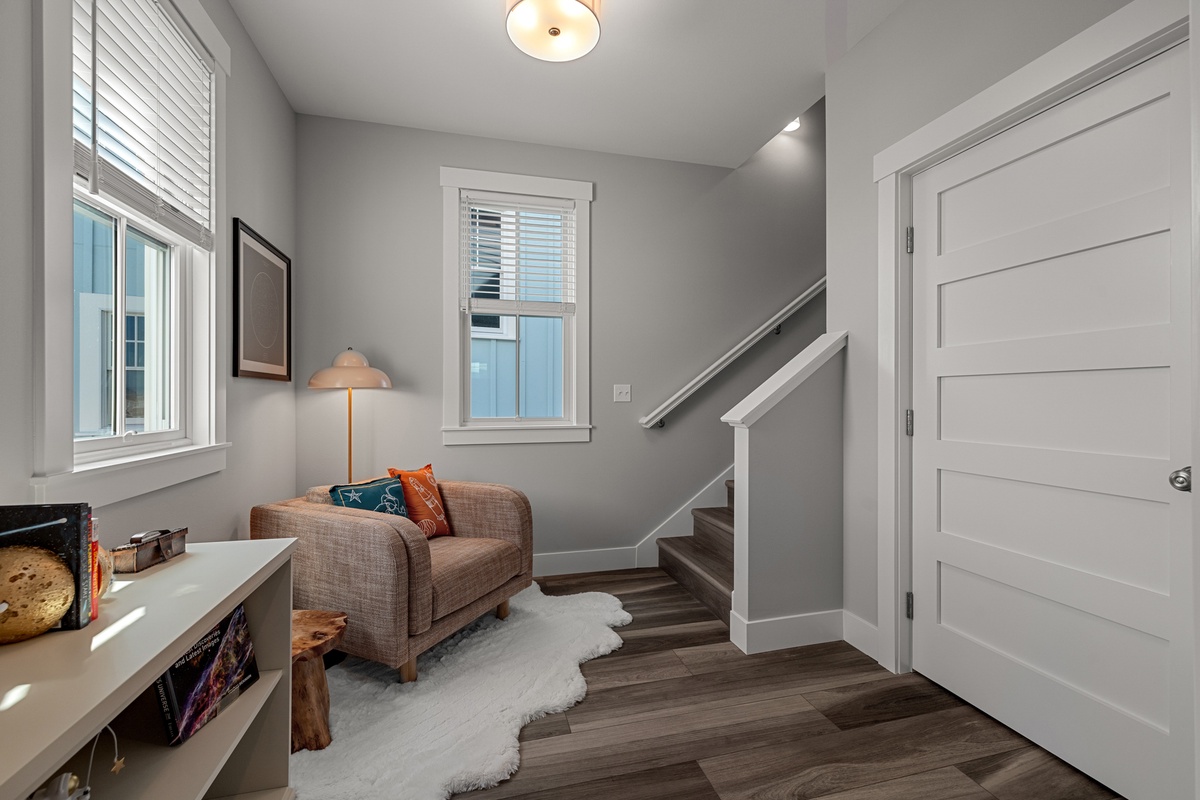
[111,528,188,573]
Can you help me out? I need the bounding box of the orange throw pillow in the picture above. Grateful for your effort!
[387,464,452,538]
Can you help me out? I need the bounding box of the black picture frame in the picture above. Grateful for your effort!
[233,218,291,381]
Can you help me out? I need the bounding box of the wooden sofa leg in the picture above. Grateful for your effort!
[496,600,510,620]
[400,657,418,683]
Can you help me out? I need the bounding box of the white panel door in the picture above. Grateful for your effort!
[911,44,1192,800]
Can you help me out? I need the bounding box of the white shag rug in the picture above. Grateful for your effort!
[290,582,631,800]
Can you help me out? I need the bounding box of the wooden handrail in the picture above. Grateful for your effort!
[638,276,827,429]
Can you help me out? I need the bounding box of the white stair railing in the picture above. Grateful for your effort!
[638,276,826,429]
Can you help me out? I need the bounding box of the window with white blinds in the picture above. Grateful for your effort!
[442,167,593,445]
[72,0,214,249]
[461,191,577,320]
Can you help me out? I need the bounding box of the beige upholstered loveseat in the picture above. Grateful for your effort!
[250,479,532,681]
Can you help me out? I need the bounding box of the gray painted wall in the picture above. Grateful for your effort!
[0,2,36,519]
[0,0,297,547]
[743,349,844,621]
[294,100,827,558]
[825,0,1132,626]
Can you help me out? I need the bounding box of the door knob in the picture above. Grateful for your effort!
[1169,466,1191,492]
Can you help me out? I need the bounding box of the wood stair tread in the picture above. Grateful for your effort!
[657,536,733,590]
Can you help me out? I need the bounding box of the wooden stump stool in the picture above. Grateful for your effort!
[291,609,348,753]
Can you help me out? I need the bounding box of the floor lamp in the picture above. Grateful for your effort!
[308,348,392,484]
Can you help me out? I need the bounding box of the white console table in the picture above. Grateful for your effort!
[0,539,296,800]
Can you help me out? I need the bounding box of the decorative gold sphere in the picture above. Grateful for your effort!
[97,545,114,598]
[0,546,76,645]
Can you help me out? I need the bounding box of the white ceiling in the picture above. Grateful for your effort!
[228,0,903,169]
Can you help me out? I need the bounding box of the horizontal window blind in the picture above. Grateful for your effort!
[72,0,214,249]
[460,191,577,317]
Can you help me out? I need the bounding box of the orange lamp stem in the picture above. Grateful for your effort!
[346,386,354,484]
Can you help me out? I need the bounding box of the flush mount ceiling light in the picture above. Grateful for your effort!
[506,0,601,62]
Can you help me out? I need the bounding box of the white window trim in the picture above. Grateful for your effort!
[440,167,592,445]
[33,0,230,508]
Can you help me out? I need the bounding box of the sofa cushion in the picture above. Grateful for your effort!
[329,476,408,517]
[427,536,522,621]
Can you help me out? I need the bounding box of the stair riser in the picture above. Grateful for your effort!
[658,546,731,627]
[692,514,734,556]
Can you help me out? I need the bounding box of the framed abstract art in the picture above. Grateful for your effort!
[233,218,291,381]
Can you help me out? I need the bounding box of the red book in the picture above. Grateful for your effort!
[89,514,100,621]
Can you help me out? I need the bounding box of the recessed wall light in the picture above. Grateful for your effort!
[783,117,801,133]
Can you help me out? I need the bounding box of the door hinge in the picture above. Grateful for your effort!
[905,226,914,254]
[906,592,914,620]
[905,409,914,437]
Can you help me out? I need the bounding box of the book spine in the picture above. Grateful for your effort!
[57,505,90,630]
[154,673,182,745]
[76,507,91,628]
[89,515,100,621]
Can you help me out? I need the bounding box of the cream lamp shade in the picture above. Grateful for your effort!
[308,348,392,483]
[506,0,600,62]
[308,348,392,390]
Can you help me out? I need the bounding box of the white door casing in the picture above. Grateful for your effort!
[909,44,1191,799]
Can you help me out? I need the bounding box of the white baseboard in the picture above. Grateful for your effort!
[633,464,734,567]
[841,610,879,661]
[532,547,636,577]
[729,608,843,655]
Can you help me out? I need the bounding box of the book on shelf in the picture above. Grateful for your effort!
[154,603,259,746]
[0,503,93,629]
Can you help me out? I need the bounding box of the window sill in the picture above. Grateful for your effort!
[31,442,231,507]
[442,425,592,446]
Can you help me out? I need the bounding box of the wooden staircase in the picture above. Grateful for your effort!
[657,480,734,626]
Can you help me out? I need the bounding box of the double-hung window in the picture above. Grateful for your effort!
[72,0,211,459]
[32,0,229,505]
[442,168,592,444]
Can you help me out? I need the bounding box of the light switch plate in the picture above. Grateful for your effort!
[614,384,631,402]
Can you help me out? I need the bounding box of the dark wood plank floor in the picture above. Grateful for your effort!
[456,568,1123,800]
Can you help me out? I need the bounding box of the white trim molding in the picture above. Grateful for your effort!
[532,547,636,577]
[441,424,591,445]
[722,331,847,427]
[842,610,879,662]
[32,443,230,508]
[730,607,843,655]
[873,0,1187,674]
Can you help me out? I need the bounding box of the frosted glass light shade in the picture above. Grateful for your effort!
[307,349,392,389]
[506,0,600,63]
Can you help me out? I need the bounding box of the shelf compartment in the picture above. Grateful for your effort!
[58,669,283,800]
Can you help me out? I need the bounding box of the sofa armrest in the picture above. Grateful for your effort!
[250,498,434,665]
[439,481,533,577]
